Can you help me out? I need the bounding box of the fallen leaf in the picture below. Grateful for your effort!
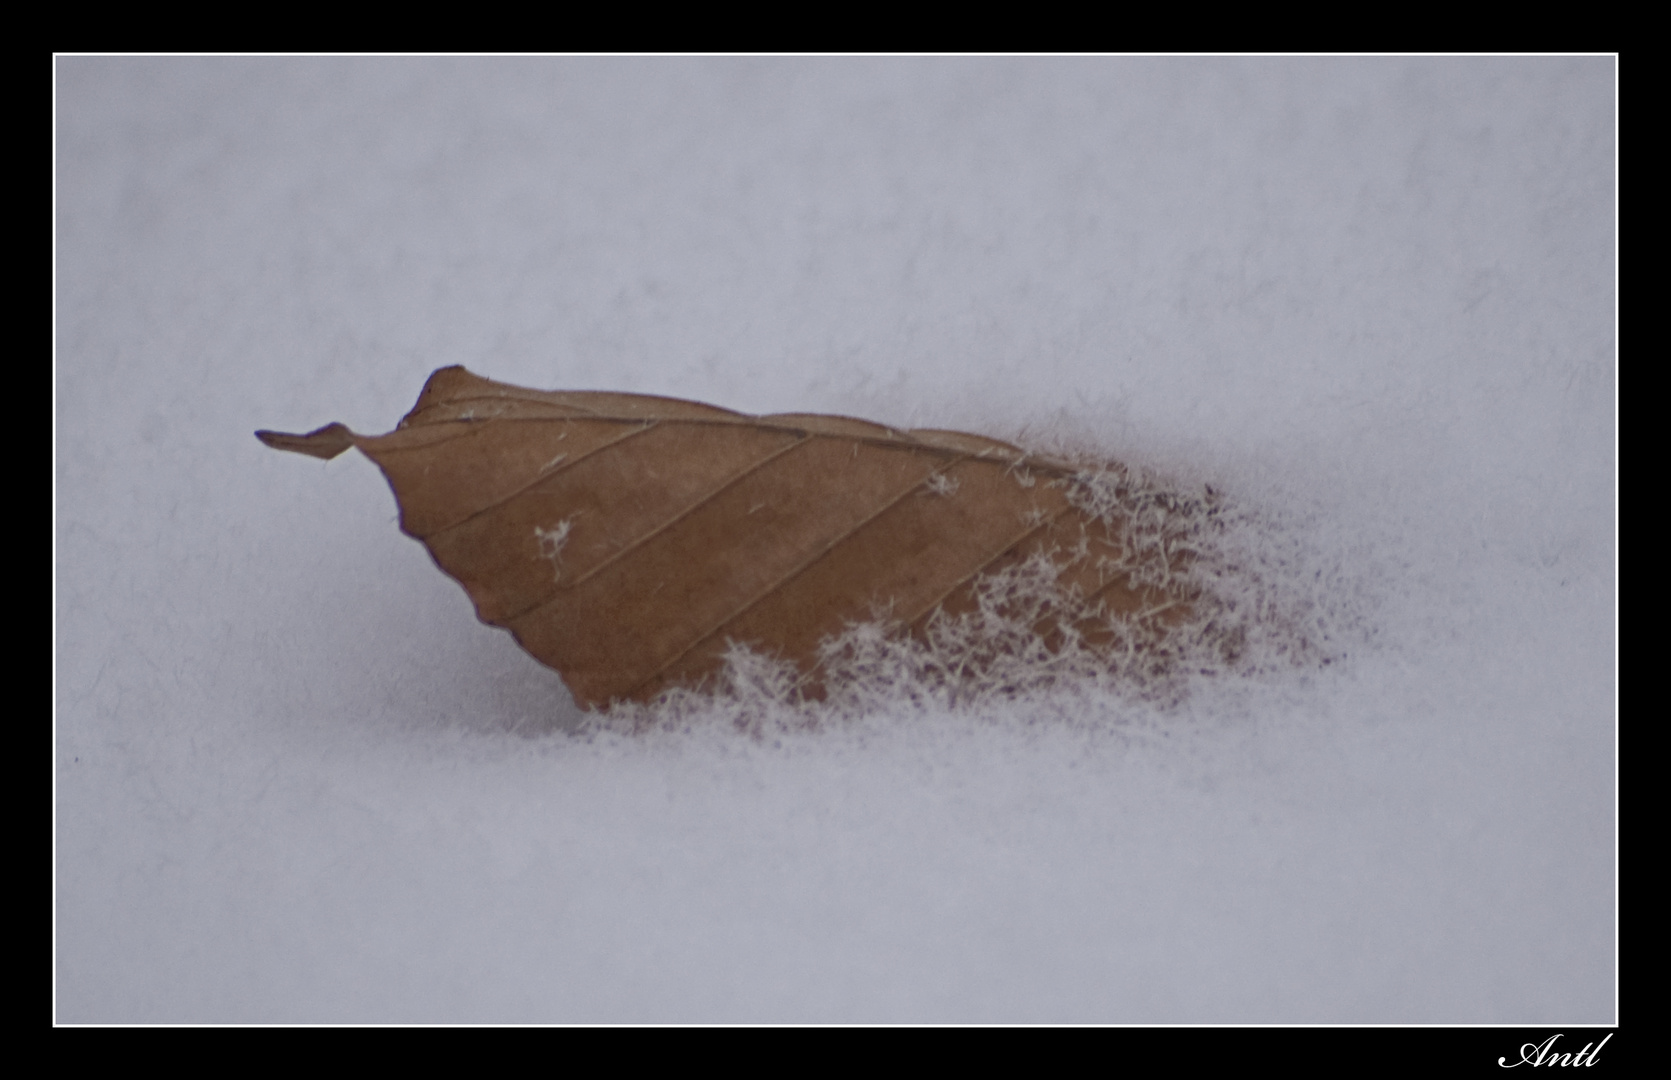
[258,366,1210,710]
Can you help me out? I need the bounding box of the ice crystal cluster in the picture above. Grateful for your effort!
[600,459,1358,735]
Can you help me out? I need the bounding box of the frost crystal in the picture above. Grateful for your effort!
[592,458,1361,735]
[534,518,577,582]
[923,471,960,497]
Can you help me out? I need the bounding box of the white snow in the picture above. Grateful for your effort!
[55,56,1614,1023]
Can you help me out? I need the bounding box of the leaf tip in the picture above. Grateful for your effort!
[255,422,357,460]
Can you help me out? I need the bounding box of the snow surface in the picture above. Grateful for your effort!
[55,57,1615,1023]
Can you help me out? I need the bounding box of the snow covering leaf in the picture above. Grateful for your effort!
[258,366,1211,710]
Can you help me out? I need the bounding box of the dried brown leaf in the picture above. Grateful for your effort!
[258,366,1213,710]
